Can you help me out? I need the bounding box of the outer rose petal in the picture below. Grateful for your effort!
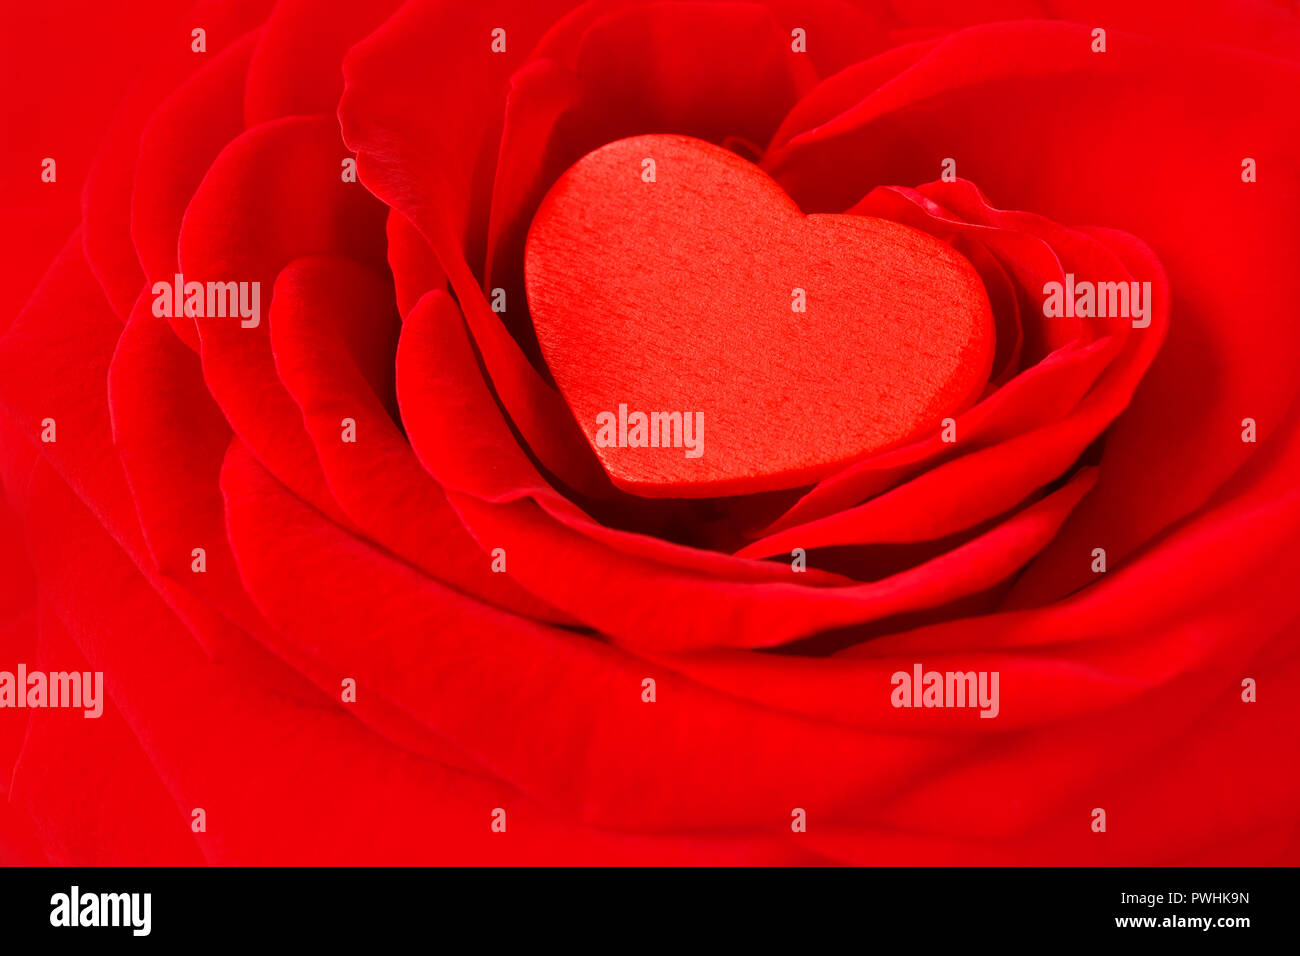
[131,28,261,349]
[29,449,816,864]
[220,439,958,834]
[180,114,387,523]
[0,0,183,328]
[886,0,1300,59]
[268,254,570,622]
[0,233,148,557]
[108,293,332,703]
[244,0,402,125]
[81,0,276,317]
[8,609,204,865]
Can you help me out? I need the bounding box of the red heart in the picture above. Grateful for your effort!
[524,134,993,498]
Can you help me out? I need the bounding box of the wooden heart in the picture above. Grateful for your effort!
[524,134,993,498]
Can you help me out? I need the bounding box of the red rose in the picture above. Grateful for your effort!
[1,0,1297,864]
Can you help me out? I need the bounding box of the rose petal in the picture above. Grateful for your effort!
[221,438,951,831]
[179,114,388,522]
[7,608,204,864]
[81,0,275,316]
[131,29,261,349]
[0,233,147,556]
[27,453,809,862]
[386,209,446,318]
[340,0,624,498]
[243,0,402,125]
[269,254,571,622]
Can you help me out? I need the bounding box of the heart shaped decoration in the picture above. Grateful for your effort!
[524,134,993,498]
